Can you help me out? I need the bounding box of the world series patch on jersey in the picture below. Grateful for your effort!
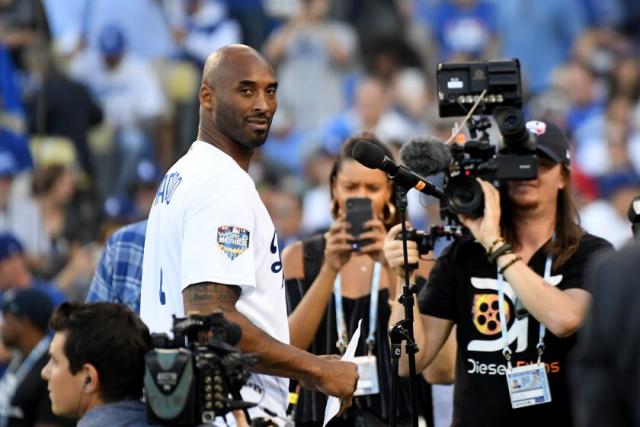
[217,226,250,261]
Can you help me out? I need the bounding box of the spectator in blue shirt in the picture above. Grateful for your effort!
[86,220,146,314]
[429,0,498,61]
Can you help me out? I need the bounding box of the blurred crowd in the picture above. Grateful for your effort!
[1,0,640,426]
[1,0,639,361]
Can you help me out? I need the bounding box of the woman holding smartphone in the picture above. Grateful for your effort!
[282,133,448,426]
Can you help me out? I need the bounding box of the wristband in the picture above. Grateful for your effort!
[487,237,505,254]
[487,243,513,264]
[499,255,522,275]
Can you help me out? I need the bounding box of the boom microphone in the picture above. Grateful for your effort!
[352,140,443,199]
[399,136,452,177]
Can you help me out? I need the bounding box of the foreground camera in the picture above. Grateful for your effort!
[437,59,537,219]
[144,313,259,426]
[396,226,469,257]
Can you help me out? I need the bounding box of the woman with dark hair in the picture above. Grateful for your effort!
[282,133,439,426]
[10,163,77,277]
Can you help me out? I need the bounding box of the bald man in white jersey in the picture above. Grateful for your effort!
[140,44,358,426]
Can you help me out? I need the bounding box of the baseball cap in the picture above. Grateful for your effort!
[98,24,126,57]
[0,233,24,263]
[526,120,571,165]
[1,288,54,331]
[598,170,640,199]
[135,159,162,186]
[104,195,137,221]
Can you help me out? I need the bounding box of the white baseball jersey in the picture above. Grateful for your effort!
[140,141,290,424]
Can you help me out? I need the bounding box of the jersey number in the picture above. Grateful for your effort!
[270,231,282,273]
[159,268,166,305]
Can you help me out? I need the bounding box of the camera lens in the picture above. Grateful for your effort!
[494,106,530,148]
[444,176,484,218]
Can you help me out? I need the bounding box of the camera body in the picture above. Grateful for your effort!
[397,226,469,256]
[437,59,538,219]
[144,313,259,426]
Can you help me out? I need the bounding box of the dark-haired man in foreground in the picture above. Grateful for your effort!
[41,302,153,427]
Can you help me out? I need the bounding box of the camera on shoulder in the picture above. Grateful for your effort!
[436,59,538,220]
[144,312,259,426]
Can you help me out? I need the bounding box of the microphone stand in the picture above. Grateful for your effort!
[388,184,419,427]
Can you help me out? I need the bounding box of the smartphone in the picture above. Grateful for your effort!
[345,197,373,251]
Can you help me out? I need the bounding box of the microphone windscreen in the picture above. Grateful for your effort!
[352,140,385,169]
[400,137,451,176]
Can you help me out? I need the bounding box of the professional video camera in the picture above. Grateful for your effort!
[436,59,538,219]
[144,313,259,426]
[397,225,469,257]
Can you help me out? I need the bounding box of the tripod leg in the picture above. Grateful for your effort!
[408,349,418,427]
[390,345,400,427]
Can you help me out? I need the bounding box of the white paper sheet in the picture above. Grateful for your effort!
[322,319,362,427]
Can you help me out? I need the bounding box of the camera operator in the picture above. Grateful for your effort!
[41,302,153,427]
[140,44,358,426]
[385,122,613,426]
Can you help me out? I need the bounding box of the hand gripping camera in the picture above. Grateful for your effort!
[144,313,259,426]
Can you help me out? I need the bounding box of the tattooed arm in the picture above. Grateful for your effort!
[183,283,358,402]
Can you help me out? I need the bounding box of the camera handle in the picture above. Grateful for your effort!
[388,185,419,427]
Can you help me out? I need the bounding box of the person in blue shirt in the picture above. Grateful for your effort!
[429,0,498,61]
[86,220,146,314]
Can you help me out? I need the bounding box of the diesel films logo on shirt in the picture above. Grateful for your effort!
[466,359,561,376]
[217,225,250,261]
[466,275,562,354]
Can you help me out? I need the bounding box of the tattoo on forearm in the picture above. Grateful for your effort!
[183,283,241,313]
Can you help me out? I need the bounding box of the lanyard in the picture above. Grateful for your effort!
[334,262,381,355]
[497,254,552,367]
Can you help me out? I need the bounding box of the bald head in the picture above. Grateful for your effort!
[197,44,278,152]
[202,44,273,88]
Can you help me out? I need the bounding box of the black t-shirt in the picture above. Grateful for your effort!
[419,233,612,427]
[8,352,75,427]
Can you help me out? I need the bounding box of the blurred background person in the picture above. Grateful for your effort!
[262,184,305,251]
[0,288,73,427]
[0,149,20,231]
[263,0,358,135]
[427,0,498,62]
[68,24,167,197]
[131,159,162,219]
[9,163,79,279]
[86,219,146,315]
[580,170,640,248]
[0,0,49,72]
[321,76,420,156]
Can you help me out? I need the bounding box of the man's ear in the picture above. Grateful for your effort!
[199,83,215,110]
[81,364,100,394]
